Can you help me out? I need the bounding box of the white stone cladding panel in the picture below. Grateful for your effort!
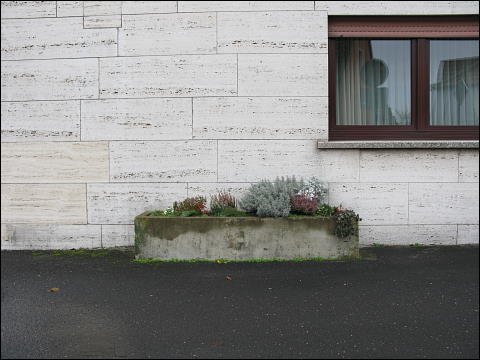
[459,150,479,183]
[84,15,122,29]
[359,225,457,246]
[87,183,187,224]
[121,1,178,15]
[1,142,109,183]
[119,13,216,56]
[193,97,328,140]
[81,98,192,141]
[99,55,237,98]
[1,17,117,60]
[1,184,87,224]
[359,150,459,183]
[238,54,328,96]
[315,1,479,15]
[329,183,409,225]
[217,11,327,53]
[110,141,217,182]
[83,1,122,16]
[457,225,480,245]
[56,1,83,17]
[1,224,101,250]
[1,58,98,101]
[187,183,253,207]
[178,1,314,12]
[101,225,135,247]
[409,183,479,225]
[1,1,56,18]
[1,101,80,142]
[218,141,359,182]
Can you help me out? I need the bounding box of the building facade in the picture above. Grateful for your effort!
[1,1,479,249]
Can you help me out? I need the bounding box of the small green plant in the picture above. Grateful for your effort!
[179,210,207,217]
[316,204,337,217]
[212,207,248,217]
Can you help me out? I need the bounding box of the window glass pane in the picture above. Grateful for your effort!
[336,39,411,126]
[430,40,479,126]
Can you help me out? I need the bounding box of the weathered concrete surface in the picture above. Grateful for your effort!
[135,214,358,260]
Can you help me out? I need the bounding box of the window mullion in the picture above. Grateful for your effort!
[417,39,429,131]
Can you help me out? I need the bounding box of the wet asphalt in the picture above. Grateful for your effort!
[1,245,479,359]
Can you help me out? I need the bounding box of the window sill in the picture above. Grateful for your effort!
[317,140,479,149]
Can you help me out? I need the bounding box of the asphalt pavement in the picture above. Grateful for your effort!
[1,245,479,359]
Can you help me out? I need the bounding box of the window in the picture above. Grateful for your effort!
[328,16,479,140]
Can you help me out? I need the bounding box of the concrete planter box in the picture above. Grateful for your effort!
[134,212,359,260]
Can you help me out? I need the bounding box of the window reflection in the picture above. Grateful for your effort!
[430,40,479,126]
[336,39,411,126]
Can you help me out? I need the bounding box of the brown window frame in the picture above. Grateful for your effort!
[328,16,480,141]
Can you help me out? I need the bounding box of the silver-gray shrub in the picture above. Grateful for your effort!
[239,176,304,217]
[297,176,328,204]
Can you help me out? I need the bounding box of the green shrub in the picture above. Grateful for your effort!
[333,209,361,238]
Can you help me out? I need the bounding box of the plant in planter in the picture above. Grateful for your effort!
[137,176,360,260]
[333,208,361,238]
[239,176,304,217]
[210,192,246,217]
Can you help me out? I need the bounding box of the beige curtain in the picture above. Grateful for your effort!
[430,40,479,126]
[336,39,411,126]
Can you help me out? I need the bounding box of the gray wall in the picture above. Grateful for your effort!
[1,1,479,249]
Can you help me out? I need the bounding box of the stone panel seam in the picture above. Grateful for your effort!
[216,140,219,182]
[1,95,329,102]
[100,224,103,247]
[55,1,58,17]
[1,53,329,62]
[176,10,329,14]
